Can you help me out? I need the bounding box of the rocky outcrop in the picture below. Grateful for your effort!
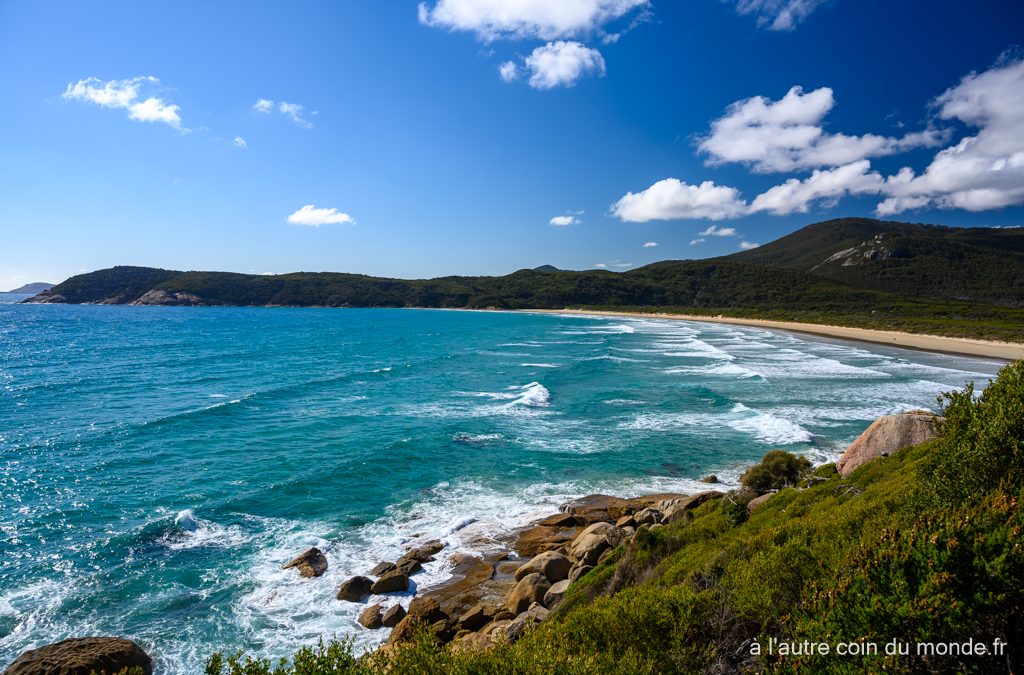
[747,492,774,511]
[562,494,631,524]
[3,637,152,675]
[569,522,625,566]
[660,491,724,523]
[283,547,328,578]
[836,411,940,477]
[130,289,207,306]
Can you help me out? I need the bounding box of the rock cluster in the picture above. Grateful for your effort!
[3,637,153,675]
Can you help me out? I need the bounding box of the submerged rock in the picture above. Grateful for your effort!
[283,547,328,578]
[836,411,940,477]
[4,637,153,675]
[700,475,720,484]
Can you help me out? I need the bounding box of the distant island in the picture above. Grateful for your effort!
[25,218,1024,342]
[6,282,54,294]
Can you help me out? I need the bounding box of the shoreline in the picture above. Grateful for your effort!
[523,308,1023,361]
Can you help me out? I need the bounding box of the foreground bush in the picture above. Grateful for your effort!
[740,449,812,492]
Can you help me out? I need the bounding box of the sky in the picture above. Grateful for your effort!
[1,0,1023,287]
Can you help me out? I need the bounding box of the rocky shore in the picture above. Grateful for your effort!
[3,411,938,673]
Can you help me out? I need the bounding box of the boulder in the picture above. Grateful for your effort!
[407,596,448,624]
[358,604,384,629]
[480,619,512,636]
[660,491,724,523]
[371,570,409,594]
[452,631,493,653]
[568,522,625,566]
[506,573,550,614]
[514,524,578,557]
[381,604,406,628]
[3,637,153,675]
[597,548,615,565]
[624,492,689,513]
[836,411,940,477]
[632,508,662,526]
[568,565,593,583]
[405,540,445,562]
[337,576,373,602]
[544,579,570,608]
[525,602,549,622]
[561,494,631,524]
[747,492,774,511]
[282,547,328,578]
[492,608,516,622]
[535,513,577,528]
[615,514,636,529]
[457,604,491,632]
[369,562,396,576]
[513,551,572,584]
[700,475,720,484]
[501,615,537,643]
[395,556,423,575]
[430,619,455,643]
[386,615,419,645]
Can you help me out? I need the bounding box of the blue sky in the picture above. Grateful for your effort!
[1,0,1022,287]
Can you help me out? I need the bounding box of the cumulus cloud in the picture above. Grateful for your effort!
[253,99,313,128]
[875,58,1024,215]
[689,238,706,245]
[732,0,827,31]
[642,241,658,247]
[698,85,945,173]
[287,205,355,226]
[505,41,605,89]
[699,224,739,237]
[749,160,884,215]
[739,241,762,250]
[62,76,184,130]
[417,0,650,41]
[550,215,582,225]
[499,60,520,82]
[611,178,748,222]
[594,262,609,268]
[233,136,248,149]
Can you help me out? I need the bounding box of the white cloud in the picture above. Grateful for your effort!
[875,58,1024,215]
[252,99,313,128]
[499,60,520,82]
[699,224,738,237]
[63,76,184,130]
[613,262,633,268]
[513,41,605,89]
[642,241,658,247]
[733,0,827,30]
[689,238,706,245]
[594,262,608,268]
[698,85,945,173]
[233,136,248,149]
[550,215,582,226]
[750,160,884,215]
[287,205,355,227]
[611,178,748,222]
[417,0,650,41]
[738,241,762,250]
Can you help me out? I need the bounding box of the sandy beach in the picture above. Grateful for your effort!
[529,309,1024,361]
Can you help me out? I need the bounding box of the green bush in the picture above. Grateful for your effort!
[923,360,1024,508]
[740,450,813,492]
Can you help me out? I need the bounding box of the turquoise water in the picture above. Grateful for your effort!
[0,304,1004,672]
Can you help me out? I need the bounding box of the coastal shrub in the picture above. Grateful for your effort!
[740,450,812,492]
[923,360,1024,508]
[205,639,368,675]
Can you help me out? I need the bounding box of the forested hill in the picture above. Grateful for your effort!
[24,218,1024,341]
[727,218,1024,307]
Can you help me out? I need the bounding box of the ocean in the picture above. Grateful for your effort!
[0,303,1005,672]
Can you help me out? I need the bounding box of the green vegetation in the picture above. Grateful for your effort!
[28,217,1024,342]
[732,217,1024,307]
[739,449,812,491]
[205,362,1024,673]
